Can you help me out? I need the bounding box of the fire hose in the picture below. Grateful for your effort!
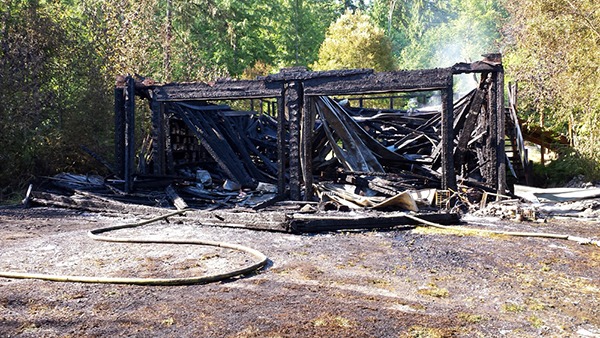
[405,213,600,247]
[0,209,269,285]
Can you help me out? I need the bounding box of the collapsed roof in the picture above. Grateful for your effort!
[114,55,513,203]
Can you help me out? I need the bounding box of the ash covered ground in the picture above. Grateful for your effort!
[0,206,599,337]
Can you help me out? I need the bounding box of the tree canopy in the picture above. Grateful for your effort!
[502,0,600,167]
[312,10,395,71]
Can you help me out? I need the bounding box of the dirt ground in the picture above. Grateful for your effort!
[0,206,599,337]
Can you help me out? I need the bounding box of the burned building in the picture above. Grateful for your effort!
[109,55,528,232]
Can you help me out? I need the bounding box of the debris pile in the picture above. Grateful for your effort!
[35,56,599,232]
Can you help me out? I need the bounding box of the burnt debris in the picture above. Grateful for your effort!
[28,55,531,233]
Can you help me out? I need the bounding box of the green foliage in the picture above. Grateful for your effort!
[241,60,276,79]
[369,0,506,70]
[532,149,600,186]
[312,10,396,71]
[0,1,114,200]
[502,0,600,169]
[266,0,344,69]
[370,0,448,68]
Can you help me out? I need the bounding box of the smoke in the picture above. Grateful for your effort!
[433,39,486,97]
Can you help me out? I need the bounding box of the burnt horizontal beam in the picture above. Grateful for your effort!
[153,79,281,101]
[152,67,454,102]
[452,61,503,74]
[289,212,461,233]
[302,68,453,96]
[264,67,374,82]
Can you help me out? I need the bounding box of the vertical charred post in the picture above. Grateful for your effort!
[487,73,498,190]
[495,65,506,196]
[150,97,166,176]
[124,76,136,193]
[441,76,457,191]
[301,96,315,201]
[277,97,287,197]
[285,80,303,201]
[114,81,125,179]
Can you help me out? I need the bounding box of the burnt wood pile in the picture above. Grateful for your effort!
[117,56,510,210]
[26,55,519,233]
[120,55,509,196]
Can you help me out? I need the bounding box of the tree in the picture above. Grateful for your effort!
[502,0,600,171]
[369,0,505,70]
[267,0,343,69]
[369,0,449,68]
[0,1,108,197]
[312,10,396,71]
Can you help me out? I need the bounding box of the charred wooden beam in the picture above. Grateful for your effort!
[289,212,460,233]
[29,190,168,215]
[302,68,453,95]
[153,79,280,101]
[114,85,125,178]
[495,66,506,196]
[486,73,499,190]
[276,97,286,197]
[451,59,503,74]
[441,80,456,191]
[166,185,188,210]
[301,97,316,200]
[285,80,303,200]
[266,67,374,82]
[151,99,167,175]
[124,76,136,193]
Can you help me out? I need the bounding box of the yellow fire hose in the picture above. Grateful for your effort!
[0,209,269,285]
[405,213,600,247]
[1,209,596,285]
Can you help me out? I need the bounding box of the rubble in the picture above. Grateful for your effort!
[30,55,595,232]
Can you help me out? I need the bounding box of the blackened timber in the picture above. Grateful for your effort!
[289,212,460,233]
[495,66,506,196]
[165,185,188,210]
[454,86,486,171]
[303,68,453,96]
[185,210,290,232]
[124,76,136,193]
[301,97,316,200]
[486,74,499,189]
[114,86,125,178]
[172,104,255,188]
[451,61,503,74]
[165,113,175,175]
[276,97,286,197]
[153,79,280,101]
[151,99,167,175]
[285,81,303,200]
[265,67,373,82]
[30,191,170,215]
[441,80,457,191]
